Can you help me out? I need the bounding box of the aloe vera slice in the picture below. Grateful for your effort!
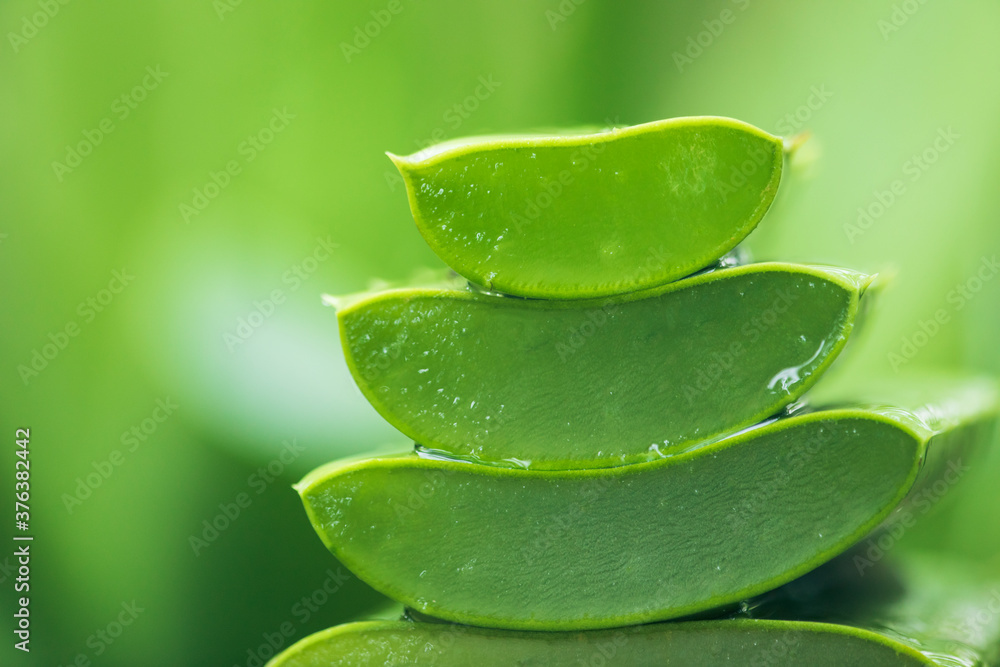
[389,116,783,299]
[267,620,934,666]
[268,553,1000,666]
[266,619,959,666]
[336,263,872,469]
[296,381,997,630]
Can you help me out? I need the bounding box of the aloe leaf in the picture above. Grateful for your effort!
[337,262,873,469]
[267,552,1000,666]
[389,116,783,299]
[295,380,996,630]
[264,620,951,666]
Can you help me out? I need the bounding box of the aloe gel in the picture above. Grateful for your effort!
[390,117,783,299]
[338,263,874,468]
[296,385,997,630]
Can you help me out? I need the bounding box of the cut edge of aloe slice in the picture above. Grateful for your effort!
[333,262,877,469]
[332,262,877,315]
[295,404,941,491]
[387,116,785,299]
[387,115,781,165]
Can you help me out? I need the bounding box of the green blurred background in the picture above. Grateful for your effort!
[2,0,999,664]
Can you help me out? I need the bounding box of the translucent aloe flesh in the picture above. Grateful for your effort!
[337,263,873,469]
[267,620,935,666]
[268,553,1000,666]
[296,385,996,631]
[389,117,783,299]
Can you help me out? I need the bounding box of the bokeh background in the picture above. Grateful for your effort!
[2,1,999,664]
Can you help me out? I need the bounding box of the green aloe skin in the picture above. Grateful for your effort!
[338,262,874,468]
[270,116,1000,664]
[295,386,997,630]
[389,117,783,299]
[267,552,1000,666]
[268,620,935,667]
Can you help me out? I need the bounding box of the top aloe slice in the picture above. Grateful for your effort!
[296,378,997,631]
[267,553,1000,666]
[336,262,872,469]
[389,116,783,299]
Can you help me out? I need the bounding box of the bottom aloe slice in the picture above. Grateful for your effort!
[268,553,1000,666]
[296,379,996,630]
[268,620,932,666]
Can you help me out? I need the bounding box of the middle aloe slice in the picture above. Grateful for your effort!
[296,383,996,630]
[337,262,873,468]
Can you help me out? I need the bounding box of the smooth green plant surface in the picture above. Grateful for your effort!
[268,552,1000,666]
[296,382,997,630]
[266,620,932,666]
[389,117,783,299]
[337,262,873,468]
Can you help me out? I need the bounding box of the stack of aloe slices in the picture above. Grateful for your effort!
[270,117,1000,666]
